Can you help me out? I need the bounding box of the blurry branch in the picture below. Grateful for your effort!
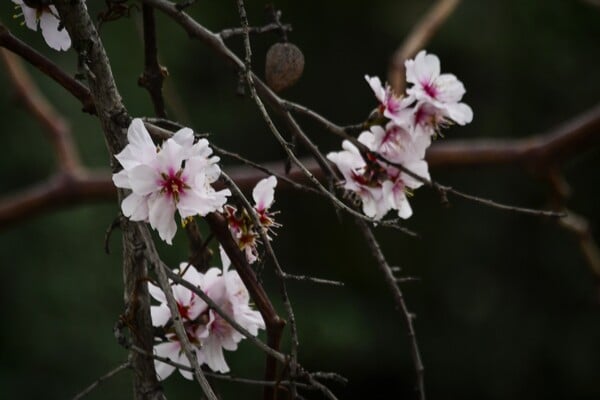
[139,5,168,118]
[0,49,80,171]
[388,0,462,93]
[72,361,131,400]
[0,23,95,113]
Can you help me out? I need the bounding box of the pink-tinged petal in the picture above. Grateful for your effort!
[148,282,167,303]
[176,189,204,219]
[201,337,230,373]
[413,50,440,85]
[364,75,386,103]
[156,140,186,175]
[39,8,71,51]
[129,164,160,195]
[121,193,149,221]
[148,194,177,244]
[445,102,473,125]
[252,176,277,211]
[151,304,171,327]
[172,284,192,307]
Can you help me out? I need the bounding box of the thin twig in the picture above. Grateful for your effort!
[356,219,425,400]
[72,361,131,400]
[220,23,292,40]
[282,272,345,287]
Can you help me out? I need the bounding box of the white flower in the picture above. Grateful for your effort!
[327,140,390,220]
[196,247,265,373]
[327,127,430,220]
[112,119,231,244]
[12,0,71,51]
[148,264,209,381]
[405,50,473,126]
[365,75,413,125]
[149,252,264,378]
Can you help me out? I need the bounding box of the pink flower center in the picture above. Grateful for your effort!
[422,81,438,99]
[160,169,188,202]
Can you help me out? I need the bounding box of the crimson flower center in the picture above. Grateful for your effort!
[422,81,438,99]
[160,169,188,201]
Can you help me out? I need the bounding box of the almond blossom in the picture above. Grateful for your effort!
[365,75,413,126]
[327,127,429,220]
[12,0,71,51]
[112,119,231,244]
[224,176,279,264]
[405,50,473,127]
[149,251,264,379]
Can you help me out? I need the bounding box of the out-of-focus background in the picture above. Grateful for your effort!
[1,0,599,399]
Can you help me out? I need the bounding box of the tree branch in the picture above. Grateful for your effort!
[388,0,462,93]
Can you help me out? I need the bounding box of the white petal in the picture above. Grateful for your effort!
[154,341,180,381]
[148,282,167,303]
[129,164,160,195]
[16,3,38,31]
[172,127,195,151]
[151,304,171,327]
[121,193,149,221]
[435,73,466,103]
[445,102,473,125]
[112,170,131,189]
[39,8,71,51]
[364,75,385,103]
[148,194,178,245]
[219,246,231,272]
[201,337,230,373]
[252,176,277,211]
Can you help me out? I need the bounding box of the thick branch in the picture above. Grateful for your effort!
[53,2,164,399]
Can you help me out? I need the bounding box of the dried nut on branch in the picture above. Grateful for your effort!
[265,42,304,92]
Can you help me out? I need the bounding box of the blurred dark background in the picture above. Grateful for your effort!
[1,0,599,399]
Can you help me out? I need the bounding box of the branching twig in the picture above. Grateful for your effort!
[356,219,425,400]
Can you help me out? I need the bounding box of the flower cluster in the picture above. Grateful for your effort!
[224,176,279,264]
[12,0,71,51]
[149,248,265,379]
[113,119,231,244]
[327,50,472,220]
